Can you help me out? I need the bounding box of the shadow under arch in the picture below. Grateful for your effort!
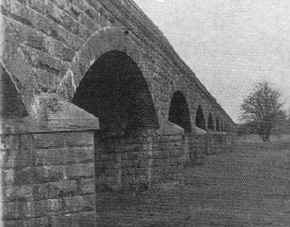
[168,91,192,133]
[207,113,214,130]
[220,120,224,131]
[72,50,159,136]
[0,64,28,120]
[216,117,221,131]
[196,105,206,130]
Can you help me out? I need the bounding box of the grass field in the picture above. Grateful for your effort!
[97,142,290,226]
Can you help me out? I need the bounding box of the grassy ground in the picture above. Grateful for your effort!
[98,144,290,227]
[237,134,290,144]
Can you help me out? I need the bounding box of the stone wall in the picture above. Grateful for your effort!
[1,131,96,227]
[95,131,154,192]
[0,126,234,226]
[187,134,207,165]
[94,129,186,192]
[0,0,235,131]
[152,133,185,184]
[0,127,187,226]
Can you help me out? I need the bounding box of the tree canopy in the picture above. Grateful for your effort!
[241,82,284,141]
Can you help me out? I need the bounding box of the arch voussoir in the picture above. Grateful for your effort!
[57,27,161,126]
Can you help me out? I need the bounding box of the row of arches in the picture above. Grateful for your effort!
[207,112,226,132]
[169,95,228,133]
[71,50,229,135]
[2,19,232,136]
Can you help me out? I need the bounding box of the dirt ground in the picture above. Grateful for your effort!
[98,145,290,227]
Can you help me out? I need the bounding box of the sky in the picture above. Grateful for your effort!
[134,0,290,122]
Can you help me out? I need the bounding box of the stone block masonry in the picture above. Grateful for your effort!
[1,131,97,227]
[0,128,233,226]
[94,130,186,192]
[0,127,193,226]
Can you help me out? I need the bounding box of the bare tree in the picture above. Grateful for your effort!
[241,82,284,142]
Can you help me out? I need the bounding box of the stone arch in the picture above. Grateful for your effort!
[72,50,159,136]
[207,113,214,130]
[216,117,221,131]
[168,91,191,133]
[59,27,147,98]
[57,26,161,125]
[195,105,206,130]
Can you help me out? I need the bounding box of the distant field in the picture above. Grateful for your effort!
[237,134,290,144]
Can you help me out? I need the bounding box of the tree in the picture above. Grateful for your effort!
[241,82,284,142]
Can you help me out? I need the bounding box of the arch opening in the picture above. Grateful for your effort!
[216,118,220,131]
[0,64,28,119]
[168,91,191,133]
[72,50,159,136]
[207,113,214,130]
[195,105,206,130]
[221,121,224,131]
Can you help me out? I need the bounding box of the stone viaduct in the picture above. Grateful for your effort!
[0,0,235,226]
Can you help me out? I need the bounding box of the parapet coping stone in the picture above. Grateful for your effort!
[0,96,100,135]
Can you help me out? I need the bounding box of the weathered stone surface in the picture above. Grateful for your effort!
[3,185,33,202]
[35,148,66,166]
[63,195,95,213]
[32,180,78,200]
[1,130,97,225]
[35,146,94,166]
[3,201,26,220]
[50,211,96,227]
[79,178,95,194]
[50,215,73,227]
[34,133,66,149]
[1,138,33,169]
[28,217,50,227]
[63,132,95,147]
[34,165,65,183]
[65,163,94,179]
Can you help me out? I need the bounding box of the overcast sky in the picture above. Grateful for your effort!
[134,0,290,122]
